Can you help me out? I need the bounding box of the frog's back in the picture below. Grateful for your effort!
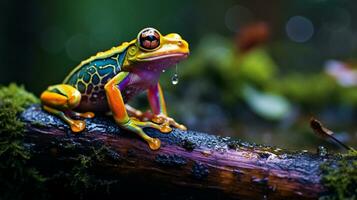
[64,48,127,112]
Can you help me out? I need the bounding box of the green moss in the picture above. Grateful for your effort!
[0,84,44,200]
[52,144,116,197]
[320,150,357,200]
[70,154,93,190]
[69,146,106,191]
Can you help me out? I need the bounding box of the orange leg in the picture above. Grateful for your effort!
[104,72,164,150]
[40,84,92,133]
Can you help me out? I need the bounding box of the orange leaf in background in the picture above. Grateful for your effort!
[236,22,270,53]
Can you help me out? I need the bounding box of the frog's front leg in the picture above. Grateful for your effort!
[104,72,165,150]
[147,83,187,132]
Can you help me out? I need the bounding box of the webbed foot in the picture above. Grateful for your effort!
[125,105,187,133]
[151,114,187,132]
[69,120,86,133]
[149,138,161,150]
[122,117,166,150]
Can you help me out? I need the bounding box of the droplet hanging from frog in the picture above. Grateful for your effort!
[171,64,179,85]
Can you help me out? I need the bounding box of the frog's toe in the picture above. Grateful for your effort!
[148,138,161,150]
[69,110,95,119]
[82,112,95,118]
[121,119,162,150]
[70,120,86,133]
[159,121,172,133]
[135,118,172,134]
[152,115,165,124]
[151,114,187,132]
[145,120,172,133]
[133,118,158,129]
[169,120,187,131]
[176,124,187,131]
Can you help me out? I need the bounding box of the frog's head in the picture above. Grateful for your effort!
[123,28,189,72]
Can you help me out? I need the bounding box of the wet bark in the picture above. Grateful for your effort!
[21,105,330,200]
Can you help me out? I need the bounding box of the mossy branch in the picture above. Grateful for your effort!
[1,84,356,200]
[20,104,331,200]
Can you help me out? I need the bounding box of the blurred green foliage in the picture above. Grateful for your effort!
[1,0,357,149]
[173,34,357,111]
[159,34,357,149]
[2,0,357,94]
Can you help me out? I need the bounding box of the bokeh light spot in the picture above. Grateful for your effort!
[286,16,314,43]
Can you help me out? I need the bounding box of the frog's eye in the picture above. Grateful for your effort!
[138,28,160,50]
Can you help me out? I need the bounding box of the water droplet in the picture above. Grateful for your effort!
[162,69,166,72]
[171,74,179,85]
[171,64,179,85]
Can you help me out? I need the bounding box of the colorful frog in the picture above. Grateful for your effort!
[40,28,189,150]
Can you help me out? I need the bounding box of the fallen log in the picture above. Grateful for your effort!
[18,104,335,199]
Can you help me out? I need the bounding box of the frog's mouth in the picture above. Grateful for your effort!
[138,53,188,61]
[133,53,188,72]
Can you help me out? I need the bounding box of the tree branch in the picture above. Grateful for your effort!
[21,105,330,199]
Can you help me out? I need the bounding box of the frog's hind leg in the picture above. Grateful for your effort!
[43,105,85,132]
[40,84,88,133]
[67,110,95,119]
